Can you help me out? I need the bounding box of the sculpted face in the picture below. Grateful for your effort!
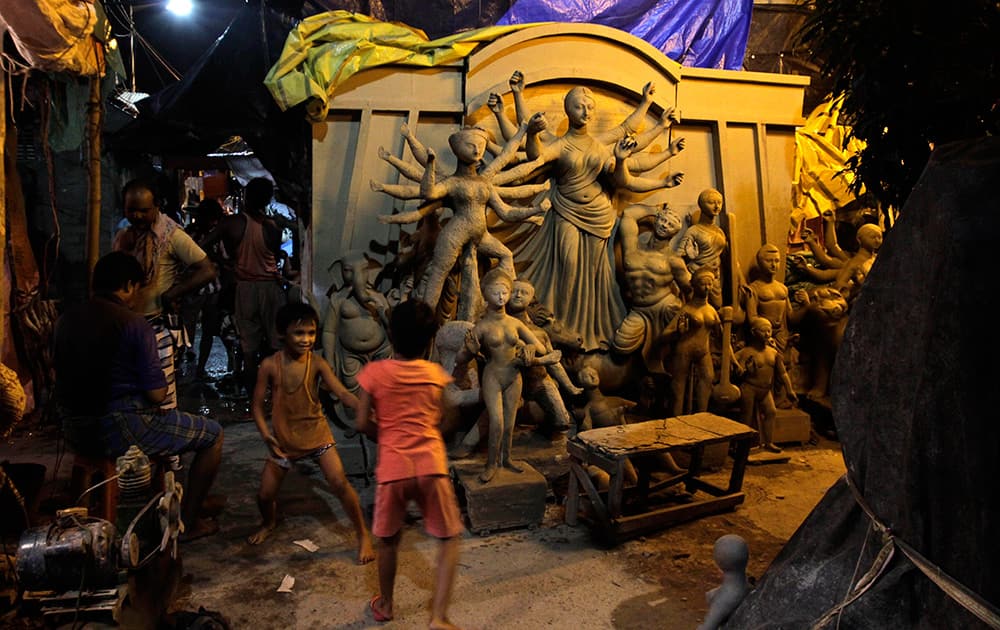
[484,280,511,308]
[857,224,883,252]
[692,270,715,296]
[577,367,599,388]
[750,317,773,341]
[124,187,160,231]
[697,189,724,218]
[564,88,596,128]
[509,281,535,312]
[756,246,781,277]
[449,129,488,164]
[654,209,682,239]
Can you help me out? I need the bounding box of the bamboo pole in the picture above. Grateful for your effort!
[85,73,103,296]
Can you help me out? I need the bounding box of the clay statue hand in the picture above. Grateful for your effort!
[669,136,686,156]
[641,81,656,103]
[377,213,394,224]
[509,70,524,93]
[399,122,411,137]
[370,179,384,192]
[377,146,390,160]
[661,106,680,127]
[463,328,481,357]
[528,111,548,134]
[487,92,503,113]
[665,172,685,188]
[426,147,437,165]
[788,254,808,272]
[821,209,836,224]
[676,312,690,335]
[801,227,818,244]
[614,135,639,160]
[514,341,535,367]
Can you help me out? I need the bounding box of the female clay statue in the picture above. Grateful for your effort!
[665,268,722,416]
[679,188,729,308]
[458,268,560,483]
[372,123,549,315]
[512,79,685,351]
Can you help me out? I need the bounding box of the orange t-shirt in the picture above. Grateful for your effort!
[357,359,452,483]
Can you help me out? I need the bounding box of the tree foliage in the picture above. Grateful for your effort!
[797,0,999,212]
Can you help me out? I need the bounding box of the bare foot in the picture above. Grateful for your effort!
[503,459,524,473]
[479,464,497,483]
[247,522,276,545]
[429,618,461,630]
[357,534,376,564]
[180,517,219,543]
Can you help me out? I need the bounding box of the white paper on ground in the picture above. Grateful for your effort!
[292,539,319,552]
[277,575,295,592]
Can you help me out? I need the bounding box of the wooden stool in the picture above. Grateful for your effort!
[69,453,119,522]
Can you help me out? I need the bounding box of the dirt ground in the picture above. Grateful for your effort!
[0,351,845,629]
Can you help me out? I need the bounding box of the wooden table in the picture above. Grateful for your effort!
[565,412,756,544]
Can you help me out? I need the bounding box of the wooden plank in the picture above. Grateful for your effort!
[611,494,745,541]
[685,476,729,497]
[566,459,581,526]
[571,461,610,527]
[608,459,625,519]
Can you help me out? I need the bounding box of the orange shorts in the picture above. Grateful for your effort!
[372,474,464,539]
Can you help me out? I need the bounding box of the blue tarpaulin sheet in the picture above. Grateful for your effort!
[498,0,752,70]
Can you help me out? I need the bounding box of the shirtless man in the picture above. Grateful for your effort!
[507,279,583,434]
[612,203,691,373]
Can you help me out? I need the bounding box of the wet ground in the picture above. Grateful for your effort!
[0,337,846,629]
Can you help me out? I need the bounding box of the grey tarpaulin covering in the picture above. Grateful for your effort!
[726,137,1000,629]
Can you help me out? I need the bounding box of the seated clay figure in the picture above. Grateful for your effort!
[322,250,392,426]
[733,318,798,452]
[697,534,751,630]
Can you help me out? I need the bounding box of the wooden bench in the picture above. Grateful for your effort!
[565,412,756,544]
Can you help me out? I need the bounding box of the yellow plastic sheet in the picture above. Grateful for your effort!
[264,11,540,121]
[791,96,867,224]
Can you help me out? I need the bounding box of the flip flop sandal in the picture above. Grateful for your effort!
[369,594,392,622]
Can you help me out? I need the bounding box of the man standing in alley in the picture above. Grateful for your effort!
[114,178,217,410]
[202,177,287,395]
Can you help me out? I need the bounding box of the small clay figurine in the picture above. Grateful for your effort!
[697,534,751,630]
[576,366,635,431]
[733,317,798,452]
